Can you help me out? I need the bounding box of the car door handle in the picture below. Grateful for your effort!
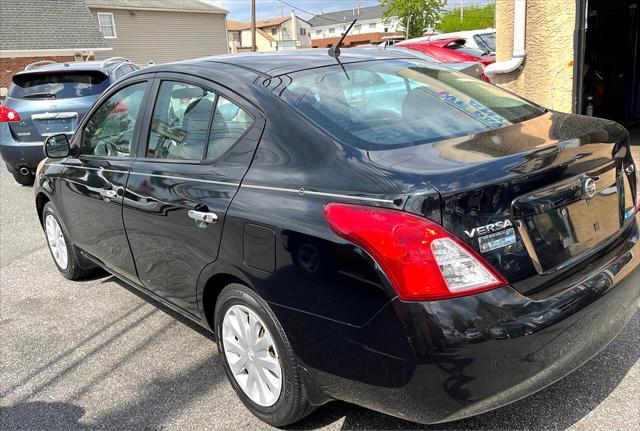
[188,210,218,227]
[99,189,118,200]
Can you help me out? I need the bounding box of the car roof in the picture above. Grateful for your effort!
[159,48,418,78]
[13,60,130,77]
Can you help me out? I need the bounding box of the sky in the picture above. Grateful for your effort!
[205,0,493,23]
[206,1,378,22]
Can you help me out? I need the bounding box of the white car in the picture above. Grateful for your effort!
[409,28,495,54]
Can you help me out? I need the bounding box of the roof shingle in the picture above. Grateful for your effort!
[0,0,106,51]
[86,0,226,13]
[308,5,388,27]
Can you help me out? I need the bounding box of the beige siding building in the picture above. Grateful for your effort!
[86,0,228,65]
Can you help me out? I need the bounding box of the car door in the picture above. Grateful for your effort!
[59,76,152,283]
[122,74,264,315]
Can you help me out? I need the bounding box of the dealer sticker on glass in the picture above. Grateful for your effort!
[478,228,517,253]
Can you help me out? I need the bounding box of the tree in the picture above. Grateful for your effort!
[437,3,495,33]
[380,0,446,39]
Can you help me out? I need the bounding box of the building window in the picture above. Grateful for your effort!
[329,27,335,33]
[300,28,306,36]
[369,22,377,29]
[271,28,277,35]
[354,24,361,31]
[97,12,117,39]
[316,29,322,35]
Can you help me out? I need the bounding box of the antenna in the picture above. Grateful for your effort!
[328,19,357,58]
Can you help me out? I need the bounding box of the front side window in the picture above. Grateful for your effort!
[97,12,117,38]
[271,28,277,35]
[280,60,544,151]
[315,30,321,35]
[300,28,306,36]
[82,82,146,157]
[147,81,216,160]
[329,28,335,33]
[369,23,377,29]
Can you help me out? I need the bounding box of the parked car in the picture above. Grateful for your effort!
[362,45,490,81]
[0,57,139,185]
[398,38,496,66]
[35,50,640,427]
[410,28,496,53]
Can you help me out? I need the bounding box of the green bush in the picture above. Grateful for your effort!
[437,3,495,32]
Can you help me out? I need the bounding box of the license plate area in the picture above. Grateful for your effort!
[512,166,622,274]
[31,112,78,136]
[521,193,620,271]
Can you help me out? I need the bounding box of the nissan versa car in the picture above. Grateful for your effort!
[0,57,138,185]
[34,50,640,427]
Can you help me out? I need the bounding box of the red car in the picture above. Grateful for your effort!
[398,38,496,66]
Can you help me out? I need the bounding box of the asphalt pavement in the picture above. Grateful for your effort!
[1,156,639,430]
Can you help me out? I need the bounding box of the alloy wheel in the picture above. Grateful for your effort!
[45,214,68,270]
[222,304,283,407]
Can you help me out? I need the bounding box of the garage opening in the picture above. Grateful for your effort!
[576,0,640,145]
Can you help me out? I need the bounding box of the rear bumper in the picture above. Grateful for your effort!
[0,141,44,173]
[295,214,640,423]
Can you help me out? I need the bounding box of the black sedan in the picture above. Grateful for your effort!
[34,49,640,427]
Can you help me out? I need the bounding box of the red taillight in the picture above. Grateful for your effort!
[477,63,491,82]
[324,203,507,301]
[0,105,20,122]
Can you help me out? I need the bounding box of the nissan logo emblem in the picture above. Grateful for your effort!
[583,178,597,199]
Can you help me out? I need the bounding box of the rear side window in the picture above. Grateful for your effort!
[147,80,252,161]
[148,81,216,160]
[207,96,253,160]
[280,59,544,151]
[8,71,110,100]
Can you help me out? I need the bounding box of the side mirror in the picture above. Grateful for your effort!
[44,134,70,158]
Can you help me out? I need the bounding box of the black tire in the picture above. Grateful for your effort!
[214,283,315,427]
[12,171,35,186]
[42,202,93,280]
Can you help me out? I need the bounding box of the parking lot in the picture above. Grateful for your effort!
[0,155,639,431]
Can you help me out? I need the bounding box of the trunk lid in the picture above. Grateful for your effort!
[4,96,96,142]
[369,111,637,295]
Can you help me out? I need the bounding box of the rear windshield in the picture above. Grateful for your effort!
[8,71,110,100]
[446,42,487,57]
[280,59,545,150]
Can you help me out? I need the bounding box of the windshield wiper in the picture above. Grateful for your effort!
[22,92,57,99]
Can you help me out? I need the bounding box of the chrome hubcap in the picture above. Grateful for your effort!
[45,214,68,270]
[222,304,282,407]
